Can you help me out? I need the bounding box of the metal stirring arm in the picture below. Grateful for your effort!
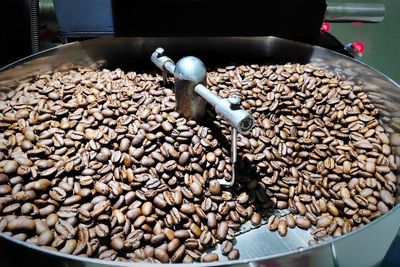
[151,48,255,186]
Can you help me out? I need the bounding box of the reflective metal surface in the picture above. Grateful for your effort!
[0,37,399,267]
[325,3,385,23]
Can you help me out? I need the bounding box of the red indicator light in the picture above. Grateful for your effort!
[351,41,365,54]
[321,22,331,32]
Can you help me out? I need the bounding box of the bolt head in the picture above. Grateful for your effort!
[155,47,165,57]
[228,95,241,105]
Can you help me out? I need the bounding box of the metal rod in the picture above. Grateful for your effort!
[325,3,385,23]
[230,127,238,186]
[194,84,254,134]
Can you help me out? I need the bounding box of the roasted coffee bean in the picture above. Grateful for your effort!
[278,220,288,236]
[250,212,261,226]
[380,189,395,206]
[154,248,169,263]
[111,236,124,251]
[190,181,203,196]
[295,216,311,229]
[7,218,36,233]
[168,238,182,252]
[174,230,190,240]
[208,180,221,195]
[217,221,229,240]
[317,216,332,228]
[60,239,77,254]
[182,255,194,263]
[180,203,196,215]
[285,214,296,228]
[35,220,49,235]
[200,230,212,245]
[268,215,279,231]
[221,240,233,255]
[171,244,186,263]
[202,252,219,262]
[190,223,202,238]
[55,220,76,239]
[228,248,240,260]
[141,202,153,216]
[38,230,54,246]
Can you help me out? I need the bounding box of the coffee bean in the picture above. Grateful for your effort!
[38,230,54,246]
[250,212,261,226]
[45,214,59,228]
[7,218,36,233]
[190,181,203,196]
[317,216,332,228]
[3,203,20,214]
[33,179,52,191]
[190,223,202,238]
[35,220,49,235]
[150,233,166,245]
[217,221,228,240]
[343,198,358,209]
[278,220,288,236]
[228,248,240,260]
[285,214,295,228]
[120,138,131,152]
[268,215,279,231]
[182,255,194,263]
[168,238,181,253]
[154,248,169,263]
[171,244,186,263]
[108,236,124,251]
[202,252,219,262]
[141,202,153,216]
[295,201,307,215]
[380,189,395,206]
[221,240,233,255]
[49,187,67,202]
[327,202,340,217]
[377,201,389,214]
[174,230,190,239]
[295,216,311,229]
[1,160,18,174]
[161,121,173,132]
[178,152,190,166]
[180,203,196,215]
[209,180,221,195]
[200,230,212,245]
[0,184,11,195]
[60,239,77,254]
[206,152,216,163]
[55,219,76,239]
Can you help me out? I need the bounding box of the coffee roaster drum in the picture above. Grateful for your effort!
[0,37,399,267]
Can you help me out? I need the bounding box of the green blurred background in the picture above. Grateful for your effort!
[328,0,400,83]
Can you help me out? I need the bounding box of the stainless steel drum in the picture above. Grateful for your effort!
[0,37,399,267]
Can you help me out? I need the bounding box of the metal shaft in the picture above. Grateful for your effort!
[194,84,253,134]
[325,3,385,23]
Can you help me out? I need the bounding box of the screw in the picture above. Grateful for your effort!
[155,47,165,58]
[228,94,241,109]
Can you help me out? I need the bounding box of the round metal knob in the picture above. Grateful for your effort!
[174,56,207,84]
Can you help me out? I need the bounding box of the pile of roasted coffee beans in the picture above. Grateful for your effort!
[0,63,397,263]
